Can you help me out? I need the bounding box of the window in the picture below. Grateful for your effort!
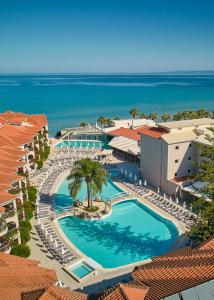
[189,144,192,148]
[175,159,179,163]
[188,169,191,173]
[174,172,177,177]
[175,145,179,150]
[188,157,191,160]
[178,128,182,130]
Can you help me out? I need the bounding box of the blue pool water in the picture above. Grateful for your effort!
[108,169,121,177]
[58,199,179,268]
[54,178,124,213]
[56,140,109,149]
[71,262,94,278]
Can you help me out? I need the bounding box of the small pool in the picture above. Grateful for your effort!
[56,140,110,149]
[54,178,124,213]
[58,199,179,268]
[71,262,94,278]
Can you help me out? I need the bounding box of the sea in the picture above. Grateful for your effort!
[0,73,213,136]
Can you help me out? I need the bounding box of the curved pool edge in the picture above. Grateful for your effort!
[51,170,188,270]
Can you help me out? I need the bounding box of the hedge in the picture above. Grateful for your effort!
[11,244,30,258]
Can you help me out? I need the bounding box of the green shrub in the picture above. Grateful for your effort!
[11,244,30,258]
[37,160,43,169]
[20,226,31,243]
[20,219,32,231]
[24,202,34,220]
[27,186,37,203]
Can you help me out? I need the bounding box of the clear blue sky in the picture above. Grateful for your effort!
[0,0,214,73]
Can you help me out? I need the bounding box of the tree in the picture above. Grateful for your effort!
[80,122,88,128]
[189,128,214,244]
[129,108,139,128]
[97,116,107,129]
[140,113,148,119]
[149,112,158,121]
[114,116,120,120]
[161,113,171,122]
[67,158,107,208]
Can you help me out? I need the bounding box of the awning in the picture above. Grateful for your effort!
[108,136,139,156]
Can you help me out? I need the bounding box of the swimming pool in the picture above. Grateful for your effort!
[56,140,109,149]
[71,261,94,278]
[58,199,179,268]
[54,178,124,213]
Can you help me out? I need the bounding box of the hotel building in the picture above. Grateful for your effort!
[0,111,49,252]
[139,118,214,199]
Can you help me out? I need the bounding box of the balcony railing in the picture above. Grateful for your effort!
[0,240,10,252]
[3,210,16,219]
[0,222,7,234]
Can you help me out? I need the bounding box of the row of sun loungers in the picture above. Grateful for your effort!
[36,222,77,265]
[123,181,195,227]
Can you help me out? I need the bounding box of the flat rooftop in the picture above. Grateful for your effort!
[158,118,214,130]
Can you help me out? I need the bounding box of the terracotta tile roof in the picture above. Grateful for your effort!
[97,283,149,300]
[0,173,23,184]
[0,159,25,168]
[97,238,214,300]
[137,126,167,139]
[0,206,5,213]
[0,252,56,300]
[0,252,87,300]
[0,183,12,192]
[0,166,17,174]
[108,128,141,141]
[40,286,88,300]
[0,191,17,204]
[0,145,27,155]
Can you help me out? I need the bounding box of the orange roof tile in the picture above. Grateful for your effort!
[98,238,214,300]
[40,286,87,300]
[0,191,17,204]
[0,183,12,192]
[137,126,167,139]
[0,206,5,213]
[0,173,23,184]
[108,128,141,141]
[0,159,25,168]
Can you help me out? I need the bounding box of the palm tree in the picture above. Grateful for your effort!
[97,116,107,129]
[149,112,158,121]
[129,107,139,128]
[140,112,148,119]
[161,113,171,122]
[67,158,107,208]
[80,122,88,128]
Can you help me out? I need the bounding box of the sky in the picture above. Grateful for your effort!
[0,0,214,73]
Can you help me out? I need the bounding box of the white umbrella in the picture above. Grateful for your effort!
[176,197,179,204]
[190,204,192,212]
[61,247,65,255]
[134,174,138,182]
[49,235,53,244]
[124,169,127,176]
[183,201,186,208]
[37,218,41,225]
[139,179,142,186]
[163,193,166,198]
[129,172,132,180]
[120,168,123,174]
[44,228,48,237]
[157,187,160,194]
[41,222,45,231]
[36,206,40,216]
[169,196,172,202]
[54,239,58,249]
[144,179,147,186]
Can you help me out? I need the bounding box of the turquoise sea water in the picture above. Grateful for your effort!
[58,199,178,268]
[54,178,123,213]
[0,74,213,136]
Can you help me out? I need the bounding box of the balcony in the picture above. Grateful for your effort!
[0,239,10,253]
[7,222,17,232]
[3,209,16,219]
[0,221,8,236]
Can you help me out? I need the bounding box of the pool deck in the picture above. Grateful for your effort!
[29,157,189,292]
